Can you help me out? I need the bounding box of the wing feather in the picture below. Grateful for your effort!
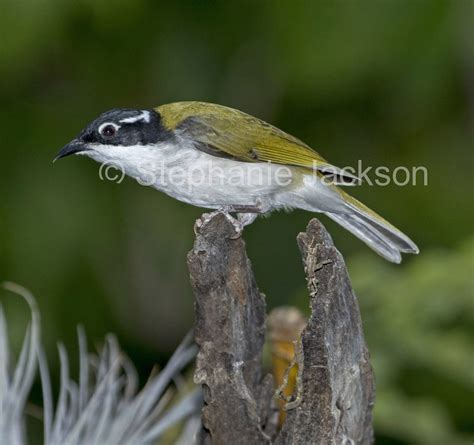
[156,102,360,184]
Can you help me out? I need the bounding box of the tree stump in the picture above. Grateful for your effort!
[187,213,375,445]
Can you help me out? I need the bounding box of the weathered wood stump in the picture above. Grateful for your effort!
[187,213,375,445]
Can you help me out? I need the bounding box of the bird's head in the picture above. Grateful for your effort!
[54,108,173,165]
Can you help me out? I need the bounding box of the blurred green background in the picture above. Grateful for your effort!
[1,0,473,443]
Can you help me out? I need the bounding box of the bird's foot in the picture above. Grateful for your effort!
[237,212,258,227]
[222,211,244,239]
[227,201,266,228]
[194,202,266,238]
[194,208,244,239]
[220,205,262,237]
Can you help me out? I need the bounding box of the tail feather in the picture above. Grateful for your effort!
[325,189,419,263]
[326,212,402,263]
[350,207,418,254]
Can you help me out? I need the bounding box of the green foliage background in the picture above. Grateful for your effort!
[0,0,472,443]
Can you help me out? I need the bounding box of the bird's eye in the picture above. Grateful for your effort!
[99,123,119,138]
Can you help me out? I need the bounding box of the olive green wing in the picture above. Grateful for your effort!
[156,101,359,183]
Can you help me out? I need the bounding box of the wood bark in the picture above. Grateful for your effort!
[188,213,375,445]
[187,213,278,444]
[275,218,375,445]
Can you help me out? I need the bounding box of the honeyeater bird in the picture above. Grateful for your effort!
[55,101,419,263]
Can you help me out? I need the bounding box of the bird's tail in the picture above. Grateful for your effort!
[325,188,419,263]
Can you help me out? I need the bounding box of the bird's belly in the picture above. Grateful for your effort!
[135,147,299,209]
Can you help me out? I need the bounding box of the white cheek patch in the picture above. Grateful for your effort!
[119,110,151,124]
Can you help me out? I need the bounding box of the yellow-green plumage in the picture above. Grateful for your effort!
[156,101,355,178]
[157,103,387,222]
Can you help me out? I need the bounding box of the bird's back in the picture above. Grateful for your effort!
[155,101,335,169]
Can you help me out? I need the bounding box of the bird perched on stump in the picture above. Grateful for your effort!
[55,101,419,263]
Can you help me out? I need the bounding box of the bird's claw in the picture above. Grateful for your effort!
[194,210,243,239]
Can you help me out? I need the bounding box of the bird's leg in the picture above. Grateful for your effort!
[195,201,266,238]
[210,205,261,228]
[219,207,245,237]
[236,212,258,227]
[230,199,269,227]
[194,206,247,238]
[227,204,263,213]
[194,209,234,235]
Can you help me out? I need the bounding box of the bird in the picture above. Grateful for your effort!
[55,101,419,263]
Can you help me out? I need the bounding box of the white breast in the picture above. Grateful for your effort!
[84,139,345,214]
[103,141,300,210]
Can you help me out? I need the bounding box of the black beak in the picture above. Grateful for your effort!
[53,140,88,162]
